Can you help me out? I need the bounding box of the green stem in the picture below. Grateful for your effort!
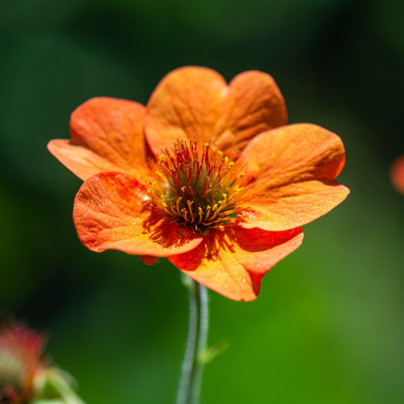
[177,277,209,404]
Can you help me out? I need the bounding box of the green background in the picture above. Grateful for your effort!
[1,0,404,403]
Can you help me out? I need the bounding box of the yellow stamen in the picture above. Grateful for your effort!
[176,197,182,212]
[198,207,203,224]
[181,208,188,221]
[187,200,195,222]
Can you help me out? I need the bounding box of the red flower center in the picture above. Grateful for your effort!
[148,140,247,234]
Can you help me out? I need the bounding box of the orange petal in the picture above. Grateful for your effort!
[145,66,228,155]
[141,255,160,265]
[391,155,404,195]
[169,227,303,301]
[145,68,288,157]
[73,172,203,256]
[214,70,287,156]
[48,139,124,181]
[238,123,350,231]
[48,97,148,181]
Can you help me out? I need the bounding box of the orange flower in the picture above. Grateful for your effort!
[391,155,404,195]
[48,67,349,301]
[0,321,45,404]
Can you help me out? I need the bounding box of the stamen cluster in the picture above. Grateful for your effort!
[149,140,246,233]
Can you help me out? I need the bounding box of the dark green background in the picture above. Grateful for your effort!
[1,0,404,403]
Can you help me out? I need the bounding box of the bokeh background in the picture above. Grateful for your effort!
[1,0,404,403]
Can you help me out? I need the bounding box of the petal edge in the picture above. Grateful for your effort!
[169,227,303,301]
[238,123,349,230]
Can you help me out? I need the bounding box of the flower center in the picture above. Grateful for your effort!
[148,140,246,234]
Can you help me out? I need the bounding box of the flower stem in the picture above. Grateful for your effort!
[177,277,209,404]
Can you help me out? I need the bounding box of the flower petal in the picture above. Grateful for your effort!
[391,155,404,195]
[214,70,287,156]
[73,172,203,256]
[145,68,287,158]
[238,123,350,231]
[48,97,148,181]
[169,227,303,301]
[145,66,228,155]
[48,139,123,180]
[141,255,160,265]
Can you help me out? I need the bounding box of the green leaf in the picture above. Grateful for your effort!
[198,340,229,365]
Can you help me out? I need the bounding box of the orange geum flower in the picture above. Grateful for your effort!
[48,67,349,301]
[391,155,404,195]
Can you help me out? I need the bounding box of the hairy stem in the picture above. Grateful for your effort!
[176,277,209,404]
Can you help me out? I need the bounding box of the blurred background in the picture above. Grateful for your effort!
[1,0,404,403]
